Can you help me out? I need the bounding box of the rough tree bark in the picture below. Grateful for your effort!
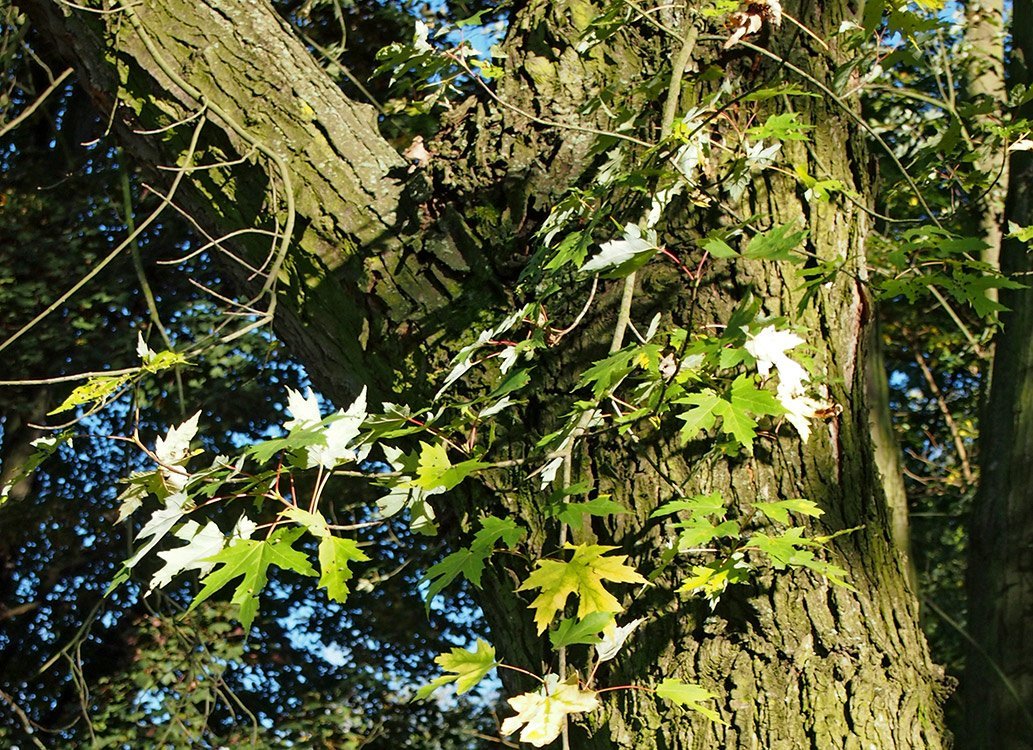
[964,1,1033,745]
[17,0,950,746]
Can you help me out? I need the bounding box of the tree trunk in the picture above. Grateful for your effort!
[964,2,1033,744]
[17,0,950,746]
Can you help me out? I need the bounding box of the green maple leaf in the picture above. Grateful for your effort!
[422,515,525,606]
[188,527,316,630]
[518,544,647,633]
[318,536,369,603]
[676,389,721,441]
[549,611,614,649]
[656,679,725,723]
[753,498,823,525]
[412,442,488,491]
[728,375,784,417]
[415,639,497,700]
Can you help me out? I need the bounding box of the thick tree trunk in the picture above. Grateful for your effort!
[964,2,1033,745]
[17,0,950,746]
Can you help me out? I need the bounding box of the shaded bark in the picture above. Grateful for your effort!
[15,0,951,746]
[964,2,1033,745]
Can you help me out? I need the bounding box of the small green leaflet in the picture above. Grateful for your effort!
[556,496,628,527]
[748,528,855,590]
[280,505,330,536]
[656,679,725,723]
[318,536,369,603]
[246,424,325,465]
[748,112,813,142]
[518,544,647,633]
[549,611,614,649]
[416,639,497,700]
[753,498,823,525]
[652,492,738,551]
[743,223,807,263]
[652,492,724,519]
[49,373,130,415]
[676,389,721,441]
[677,555,751,600]
[412,442,488,492]
[422,515,525,606]
[188,527,317,630]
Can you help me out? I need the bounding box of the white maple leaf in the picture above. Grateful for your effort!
[413,19,432,53]
[595,617,645,663]
[500,674,600,747]
[284,387,368,469]
[126,492,190,569]
[136,331,156,363]
[744,140,781,170]
[154,412,201,490]
[746,326,825,440]
[777,385,822,442]
[745,326,807,388]
[580,224,658,274]
[284,388,323,430]
[310,387,368,469]
[232,514,258,541]
[148,520,225,592]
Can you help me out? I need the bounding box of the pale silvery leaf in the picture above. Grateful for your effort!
[148,520,225,592]
[645,184,683,228]
[644,313,662,342]
[136,332,156,363]
[284,388,322,430]
[746,326,823,440]
[126,492,190,569]
[594,148,624,187]
[541,206,575,247]
[1009,139,1033,152]
[413,20,432,53]
[595,617,645,663]
[500,674,600,748]
[435,306,529,400]
[777,386,822,442]
[480,395,515,419]
[232,515,258,541]
[116,481,148,523]
[744,141,781,171]
[498,346,519,374]
[745,326,805,379]
[310,386,367,469]
[539,456,563,490]
[154,411,201,490]
[580,224,657,274]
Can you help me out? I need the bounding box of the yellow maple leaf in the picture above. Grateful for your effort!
[517,544,647,633]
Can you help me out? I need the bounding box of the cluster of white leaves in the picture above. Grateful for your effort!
[284,387,369,470]
[500,674,600,747]
[126,491,190,570]
[377,445,439,534]
[745,325,824,441]
[154,411,201,491]
[580,223,658,274]
[148,520,224,593]
[435,306,529,400]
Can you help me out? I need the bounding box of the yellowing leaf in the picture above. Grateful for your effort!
[415,638,497,699]
[500,674,599,747]
[656,678,725,723]
[518,544,646,633]
[317,536,369,603]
